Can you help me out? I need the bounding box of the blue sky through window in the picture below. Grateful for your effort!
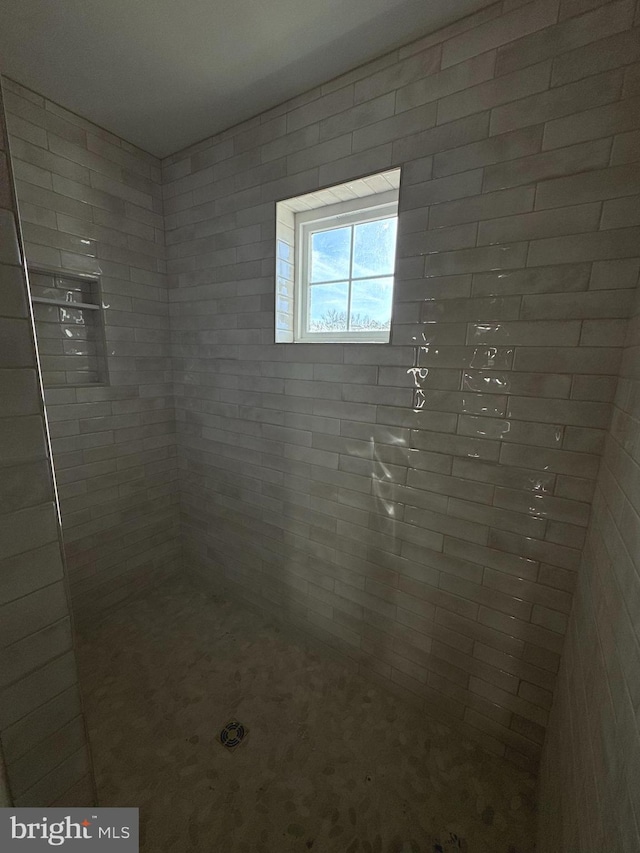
[353,219,397,278]
[309,283,349,331]
[350,278,393,328]
[309,215,396,332]
[310,227,351,282]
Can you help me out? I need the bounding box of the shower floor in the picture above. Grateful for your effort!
[76,576,536,853]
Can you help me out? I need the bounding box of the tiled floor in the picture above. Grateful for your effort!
[76,576,537,852]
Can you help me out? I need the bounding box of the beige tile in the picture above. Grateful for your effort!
[478,604,565,653]
[623,60,640,96]
[517,681,553,712]
[467,714,543,771]
[0,580,69,649]
[0,542,64,606]
[287,134,352,175]
[544,518,586,548]
[403,168,484,209]
[0,263,28,318]
[11,136,92,185]
[551,23,640,87]
[0,318,37,368]
[352,104,437,153]
[448,495,545,540]
[13,157,54,190]
[0,414,46,464]
[397,51,495,114]
[7,715,87,798]
[601,194,640,229]
[559,0,610,20]
[531,603,568,634]
[425,243,528,277]
[535,164,640,209]
[430,186,535,228]
[467,319,581,347]
[580,317,628,345]
[318,93,395,142]
[521,642,560,674]
[469,680,548,731]
[490,69,623,135]
[457,414,563,448]
[14,747,92,807]
[0,651,79,730]
[494,486,590,527]
[4,113,47,148]
[422,295,521,323]
[436,61,551,126]
[520,289,633,320]
[391,112,490,162]
[513,346,621,374]
[484,137,610,191]
[0,618,72,689]
[0,209,20,265]
[611,128,640,164]
[467,368,571,398]
[474,641,556,691]
[354,46,442,104]
[479,202,600,244]
[506,396,611,430]
[433,124,543,178]
[432,636,521,692]
[498,441,598,479]
[1,687,83,771]
[0,459,52,513]
[496,0,635,76]
[405,503,489,545]
[472,263,590,296]
[436,605,525,658]
[543,94,640,149]
[445,534,540,581]
[441,0,560,69]
[400,221,477,255]
[317,144,392,187]
[398,578,476,625]
[0,367,43,417]
[401,3,504,57]
[286,87,355,133]
[589,258,640,289]
[528,227,640,266]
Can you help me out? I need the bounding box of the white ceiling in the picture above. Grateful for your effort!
[0,0,491,159]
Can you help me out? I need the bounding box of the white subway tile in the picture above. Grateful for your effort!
[441,0,560,69]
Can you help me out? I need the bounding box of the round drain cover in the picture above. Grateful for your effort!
[220,720,246,749]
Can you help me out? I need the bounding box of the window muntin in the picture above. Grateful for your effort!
[296,198,398,343]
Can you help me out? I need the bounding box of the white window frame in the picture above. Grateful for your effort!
[294,189,398,344]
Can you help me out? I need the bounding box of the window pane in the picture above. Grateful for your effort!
[352,217,397,278]
[350,278,393,331]
[310,227,351,282]
[308,282,348,332]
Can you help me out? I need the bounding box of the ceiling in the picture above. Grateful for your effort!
[0,0,491,159]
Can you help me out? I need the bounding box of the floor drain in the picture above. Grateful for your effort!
[219,720,248,751]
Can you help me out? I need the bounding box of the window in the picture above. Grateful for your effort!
[29,269,108,387]
[276,169,400,343]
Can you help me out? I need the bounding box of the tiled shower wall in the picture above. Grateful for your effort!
[538,282,640,849]
[3,80,181,620]
[3,0,638,786]
[0,82,94,806]
[163,0,640,768]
